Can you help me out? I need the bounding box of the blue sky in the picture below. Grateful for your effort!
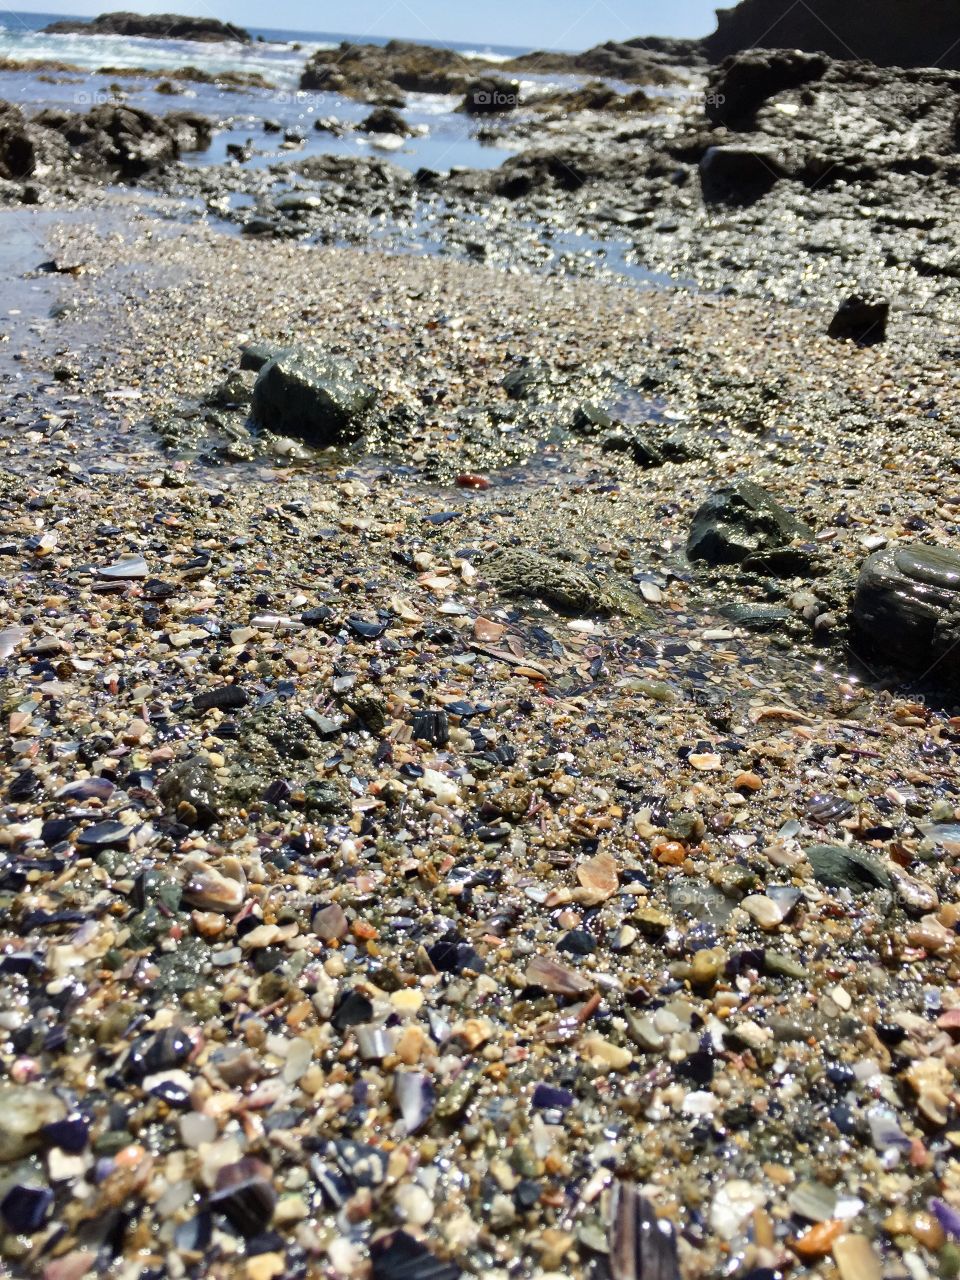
[10,1,730,48]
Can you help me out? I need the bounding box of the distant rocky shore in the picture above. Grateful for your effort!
[42,10,252,44]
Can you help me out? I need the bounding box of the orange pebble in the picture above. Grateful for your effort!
[792,1220,845,1259]
[653,840,686,866]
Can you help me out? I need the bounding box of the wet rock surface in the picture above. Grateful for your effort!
[853,544,960,681]
[687,481,812,568]
[251,347,378,445]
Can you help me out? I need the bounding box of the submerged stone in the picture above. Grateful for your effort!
[853,543,960,681]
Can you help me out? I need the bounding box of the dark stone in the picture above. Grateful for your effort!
[0,101,36,181]
[427,932,485,974]
[358,107,412,135]
[371,1231,461,1280]
[193,685,249,712]
[827,295,889,344]
[703,0,960,72]
[43,12,251,42]
[240,341,289,372]
[331,990,374,1031]
[806,844,892,894]
[852,542,960,680]
[252,348,377,445]
[32,103,211,177]
[208,1158,276,1237]
[462,77,521,115]
[706,50,829,127]
[557,929,596,955]
[687,481,812,567]
[699,144,786,204]
[1,1185,53,1233]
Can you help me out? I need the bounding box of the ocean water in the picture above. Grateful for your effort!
[0,10,551,171]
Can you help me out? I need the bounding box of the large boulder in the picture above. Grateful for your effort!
[251,348,377,446]
[853,543,960,681]
[703,0,960,70]
[699,144,786,204]
[358,107,412,136]
[0,101,35,180]
[687,481,812,567]
[43,12,251,42]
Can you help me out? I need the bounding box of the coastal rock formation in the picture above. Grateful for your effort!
[31,103,211,177]
[300,40,471,102]
[703,0,960,70]
[503,39,682,85]
[0,102,35,180]
[42,11,251,43]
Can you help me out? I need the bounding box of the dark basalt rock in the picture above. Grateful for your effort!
[687,481,812,567]
[703,0,960,71]
[0,101,35,181]
[853,543,960,681]
[43,11,251,42]
[252,348,377,445]
[358,106,412,135]
[828,295,889,344]
[706,50,829,127]
[462,77,521,115]
[32,103,211,177]
[699,144,786,204]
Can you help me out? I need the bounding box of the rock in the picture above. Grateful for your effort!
[209,1158,276,1236]
[358,107,412,136]
[0,102,35,181]
[827,295,889,344]
[609,1183,682,1280]
[240,341,288,372]
[687,481,812,567]
[462,77,521,115]
[806,844,892,894]
[505,40,682,85]
[252,348,377,445]
[852,543,960,680]
[0,1086,67,1161]
[300,39,471,100]
[487,547,608,615]
[703,0,960,71]
[43,11,251,42]
[32,103,211,177]
[706,50,829,127]
[699,144,786,204]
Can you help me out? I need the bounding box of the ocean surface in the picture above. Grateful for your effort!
[0,10,554,171]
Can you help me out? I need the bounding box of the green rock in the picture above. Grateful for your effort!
[806,843,892,893]
[252,347,377,445]
[687,480,812,568]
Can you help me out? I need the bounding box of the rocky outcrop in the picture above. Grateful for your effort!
[462,78,521,115]
[357,107,412,136]
[32,103,211,177]
[300,40,471,103]
[703,0,960,70]
[702,54,960,187]
[0,102,35,180]
[43,11,251,43]
[502,39,680,85]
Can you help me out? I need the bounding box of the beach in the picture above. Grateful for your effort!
[3,12,960,1280]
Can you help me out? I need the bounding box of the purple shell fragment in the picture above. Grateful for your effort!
[609,1182,681,1280]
